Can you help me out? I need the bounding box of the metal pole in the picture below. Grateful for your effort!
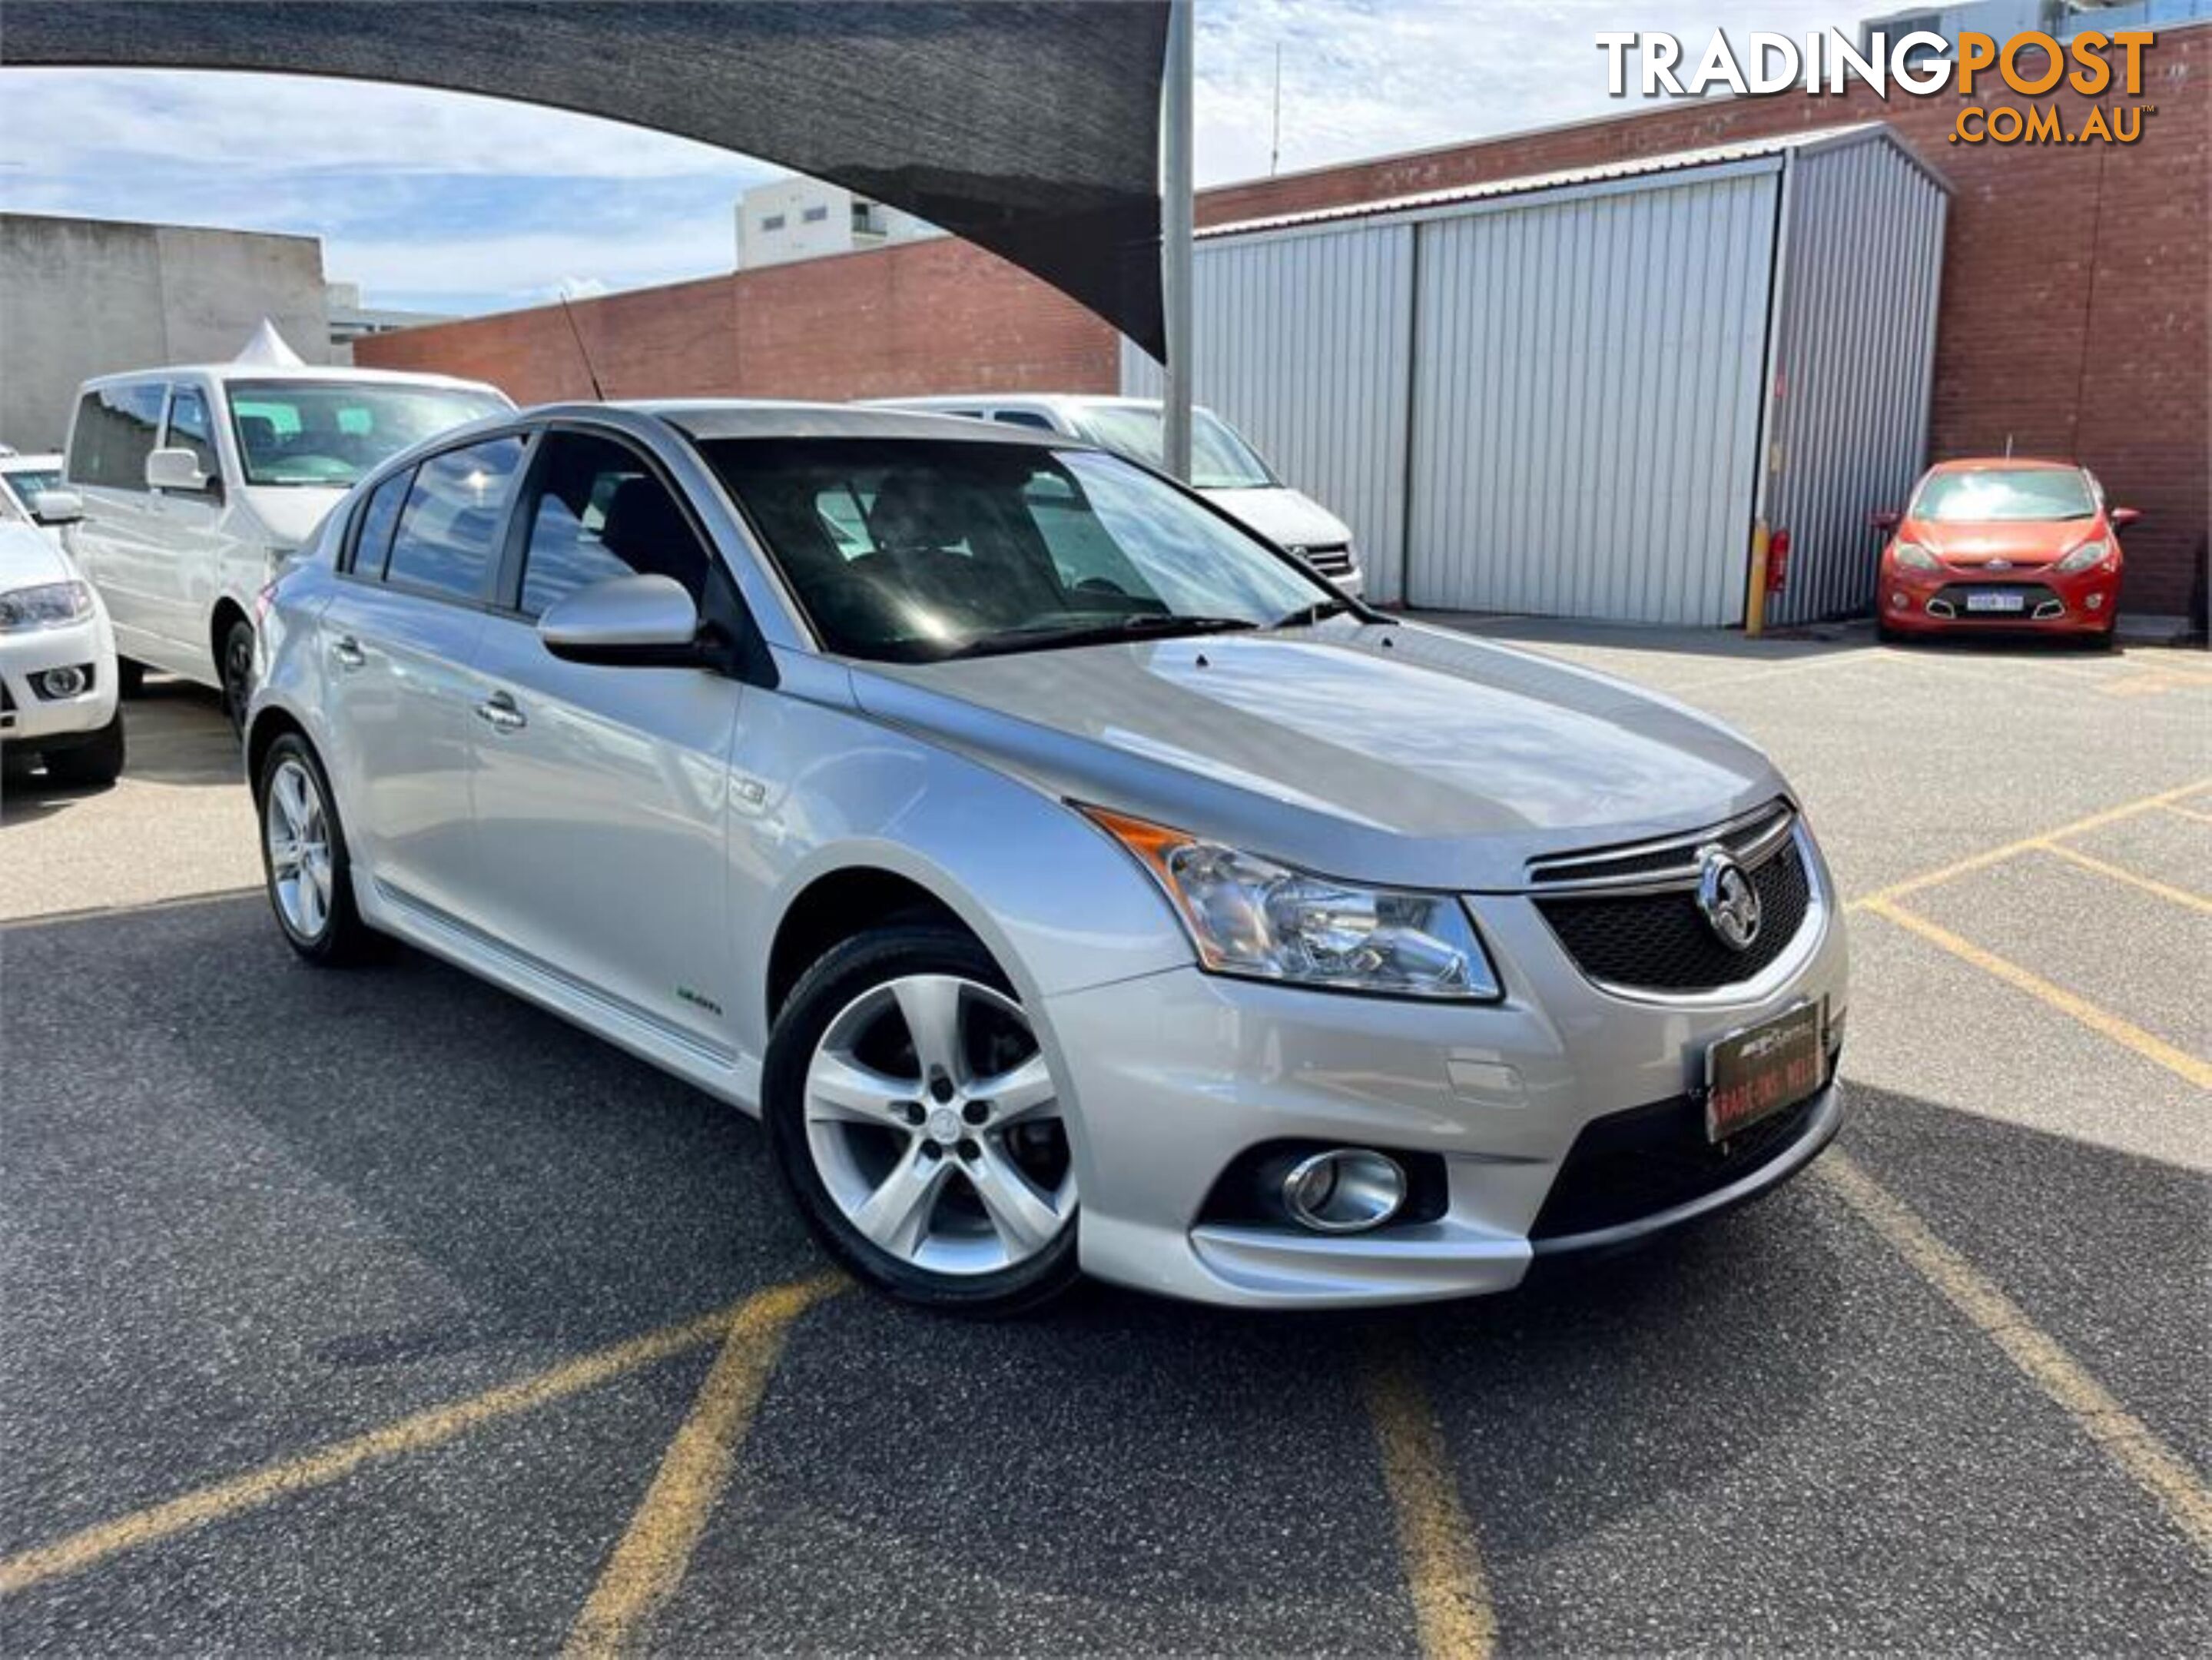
[1161,0,1195,482]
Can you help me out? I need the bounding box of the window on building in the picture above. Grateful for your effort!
[801,204,829,224]
[163,386,219,480]
[761,214,786,232]
[516,432,711,617]
[67,382,166,492]
[383,435,526,604]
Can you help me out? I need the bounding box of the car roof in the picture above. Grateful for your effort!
[75,364,507,397]
[623,399,1074,447]
[869,393,1204,417]
[1925,457,2081,474]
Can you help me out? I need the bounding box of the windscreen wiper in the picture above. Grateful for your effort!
[949,613,1259,659]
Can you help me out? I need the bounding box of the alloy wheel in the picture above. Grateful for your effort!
[264,756,336,941]
[803,974,1074,1276]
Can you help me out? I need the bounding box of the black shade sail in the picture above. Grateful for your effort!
[2,0,1169,357]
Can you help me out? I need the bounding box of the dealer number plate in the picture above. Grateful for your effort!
[1966,590,2026,613]
[1704,1001,1826,1143]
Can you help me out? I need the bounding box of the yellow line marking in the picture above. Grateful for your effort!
[1818,1150,2212,1559]
[1849,779,2212,911]
[564,1275,844,1659]
[2160,802,2212,826]
[2035,843,2212,914]
[1363,1344,1497,1660]
[0,1288,804,1597]
[1860,898,2212,1090]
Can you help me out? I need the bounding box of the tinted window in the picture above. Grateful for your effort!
[517,433,710,616]
[68,383,166,491]
[350,468,413,580]
[384,437,526,603]
[227,380,508,488]
[1,467,64,511]
[1912,468,2098,523]
[164,386,219,480]
[702,438,1326,663]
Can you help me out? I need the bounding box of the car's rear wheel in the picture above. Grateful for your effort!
[41,711,124,789]
[257,732,375,965]
[764,924,1079,1315]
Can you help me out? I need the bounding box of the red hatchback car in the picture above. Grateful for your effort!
[1873,460,2137,646]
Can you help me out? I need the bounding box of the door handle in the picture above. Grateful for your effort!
[330,634,366,670]
[474,690,527,732]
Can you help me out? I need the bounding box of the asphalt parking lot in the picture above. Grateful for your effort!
[3,622,2207,1656]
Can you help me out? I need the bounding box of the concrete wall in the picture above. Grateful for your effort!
[0,214,330,453]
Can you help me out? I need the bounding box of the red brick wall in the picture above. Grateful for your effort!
[362,25,2207,616]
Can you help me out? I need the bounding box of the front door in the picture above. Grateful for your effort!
[64,380,181,673]
[318,433,526,925]
[465,429,743,1057]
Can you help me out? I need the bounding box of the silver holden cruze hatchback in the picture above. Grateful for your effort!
[247,402,1848,1315]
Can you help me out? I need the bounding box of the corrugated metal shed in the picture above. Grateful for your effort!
[1124,122,1949,626]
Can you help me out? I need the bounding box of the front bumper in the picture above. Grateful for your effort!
[0,616,118,749]
[1881,564,2118,633]
[1046,852,1849,1308]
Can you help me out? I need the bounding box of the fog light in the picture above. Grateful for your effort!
[36,664,86,699]
[1282,1149,1407,1233]
[2086,593,2105,610]
[1889,591,1908,609]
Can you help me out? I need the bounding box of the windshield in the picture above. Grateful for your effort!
[1,467,62,509]
[1913,468,2097,523]
[701,438,1336,663]
[1073,405,1276,490]
[227,380,509,488]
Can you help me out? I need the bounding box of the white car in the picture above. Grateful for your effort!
[63,326,509,728]
[0,522,122,788]
[869,393,1365,594]
[0,453,81,549]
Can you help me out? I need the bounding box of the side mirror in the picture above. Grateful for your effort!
[538,573,704,667]
[1867,509,1902,533]
[145,447,214,493]
[2109,506,2141,529]
[28,489,84,526]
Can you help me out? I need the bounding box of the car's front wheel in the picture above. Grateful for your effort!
[764,923,1079,1315]
[257,732,376,965]
[221,619,255,736]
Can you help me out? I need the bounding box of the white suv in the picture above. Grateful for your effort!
[63,340,509,728]
[870,394,1365,594]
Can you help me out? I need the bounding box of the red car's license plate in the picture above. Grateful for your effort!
[1704,1001,1826,1142]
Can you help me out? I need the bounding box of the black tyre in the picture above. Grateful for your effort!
[255,732,376,965]
[116,658,147,698]
[220,619,255,736]
[41,710,124,789]
[763,923,1079,1316]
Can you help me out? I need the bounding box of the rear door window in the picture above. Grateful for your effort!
[350,468,414,581]
[67,382,166,491]
[383,436,526,604]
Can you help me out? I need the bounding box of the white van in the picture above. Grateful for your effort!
[868,394,1365,594]
[64,327,509,726]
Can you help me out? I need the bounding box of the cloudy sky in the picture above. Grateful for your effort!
[0,2,1856,317]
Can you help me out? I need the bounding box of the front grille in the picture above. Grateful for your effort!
[1295,543,1354,576]
[1530,801,1791,886]
[1535,836,1813,994]
[1530,1071,1831,1242]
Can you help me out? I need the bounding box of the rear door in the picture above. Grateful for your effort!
[317,432,528,924]
[464,427,744,1056]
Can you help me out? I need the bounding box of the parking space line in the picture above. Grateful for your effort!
[1817,1150,2212,1559]
[1362,1345,1497,1660]
[1849,778,2212,911]
[564,1275,844,1659]
[2034,843,2212,914]
[1859,897,2212,1090]
[0,1290,806,1598]
[2159,802,2212,826]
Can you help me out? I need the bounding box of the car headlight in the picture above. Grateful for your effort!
[0,580,93,632]
[2052,539,2111,574]
[1891,542,1941,572]
[1081,806,1502,1000]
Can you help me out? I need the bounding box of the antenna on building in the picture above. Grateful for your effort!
[1269,42,1283,177]
[558,288,607,401]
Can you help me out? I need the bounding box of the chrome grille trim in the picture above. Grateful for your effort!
[1521,800,1796,897]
